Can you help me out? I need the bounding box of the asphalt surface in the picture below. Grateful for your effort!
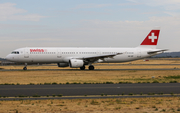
[0,83,179,97]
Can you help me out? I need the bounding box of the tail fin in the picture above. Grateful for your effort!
[139,27,160,49]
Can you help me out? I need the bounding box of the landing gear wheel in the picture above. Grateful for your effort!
[89,65,94,70]
[80,65,85,70]
[23,67,27,70]
[23,63,27,70]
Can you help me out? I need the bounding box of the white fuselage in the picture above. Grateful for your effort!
[6,47,157,64]
[5,27,166,70]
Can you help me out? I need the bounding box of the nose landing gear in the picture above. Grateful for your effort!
[23,67,27,70]
[23,63,27,70]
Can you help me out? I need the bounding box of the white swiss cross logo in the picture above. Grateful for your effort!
[148,33,157,43]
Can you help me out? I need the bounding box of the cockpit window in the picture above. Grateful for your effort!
[11,51,19,54]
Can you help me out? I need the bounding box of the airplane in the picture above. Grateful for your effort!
[6,27,167,70]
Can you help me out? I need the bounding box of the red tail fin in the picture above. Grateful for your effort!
[141,28,160,45]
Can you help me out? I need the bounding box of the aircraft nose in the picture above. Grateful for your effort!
[5,54,12,61]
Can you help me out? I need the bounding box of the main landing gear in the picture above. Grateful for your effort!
[79,65,95,70]
[23,63,27,70]
[80,65,85,70]
[89,65,94,70]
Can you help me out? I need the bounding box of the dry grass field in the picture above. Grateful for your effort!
[0,58,180,84]
[1,69,180,84]
[0,97,180,113]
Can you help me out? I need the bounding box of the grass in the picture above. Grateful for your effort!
[57,94,63,97]
[1,62,180,84]
[90,100,100,105]
[0,97,179,113]
[32,94,40,97]
[0,70,180,84]
[164,75,180,79]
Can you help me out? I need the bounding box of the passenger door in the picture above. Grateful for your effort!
[57,49,62,58]
[137,49,141,58]
[24,49,29,58]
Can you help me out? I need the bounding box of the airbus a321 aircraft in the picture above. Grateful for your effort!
[6,27,167,70]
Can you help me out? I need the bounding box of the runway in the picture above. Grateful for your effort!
[0,83,179,97]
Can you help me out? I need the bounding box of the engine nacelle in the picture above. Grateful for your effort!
[57,63,69,67]
[69,59,84,68]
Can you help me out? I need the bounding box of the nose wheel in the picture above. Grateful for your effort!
[23,63,27,70]
[23,67,27,70]
[89,65,94,70]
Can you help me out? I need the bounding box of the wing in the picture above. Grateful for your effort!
[76,53,123,63]
[147,49,168,54]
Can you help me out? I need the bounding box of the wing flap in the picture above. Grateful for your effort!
[76,53,122,62]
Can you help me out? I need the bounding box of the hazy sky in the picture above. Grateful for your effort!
[1,0,180,57]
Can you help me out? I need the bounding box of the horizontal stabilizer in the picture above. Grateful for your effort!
[147,49,168,54]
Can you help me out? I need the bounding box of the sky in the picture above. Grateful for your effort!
[1,0,180,57]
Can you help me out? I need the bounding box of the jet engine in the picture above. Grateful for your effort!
[69,59,84,68]
[57,63,69,67]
